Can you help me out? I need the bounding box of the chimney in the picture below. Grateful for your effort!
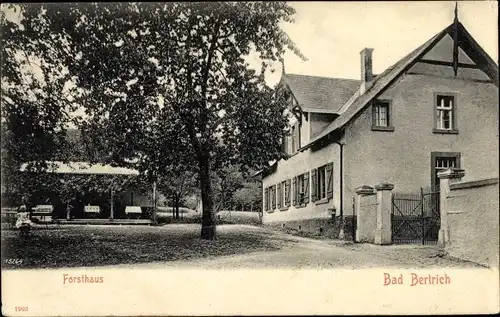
[360,48,374,94]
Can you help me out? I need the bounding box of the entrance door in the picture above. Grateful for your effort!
[431,152,461,191]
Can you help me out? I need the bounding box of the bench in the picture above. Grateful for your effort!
[84,205,100,218]
[32,205,54,223]
[125,206,142,219]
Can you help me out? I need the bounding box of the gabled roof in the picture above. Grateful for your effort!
[281,74,360,113]
[302,21,499,150]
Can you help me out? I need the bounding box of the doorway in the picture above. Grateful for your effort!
[430,152,461,191]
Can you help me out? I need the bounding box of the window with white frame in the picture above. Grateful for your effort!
[316,165,327,200]
[436,95,455,130]
[374,103,389,127]
[293,172,309,206]
[280,181,287,207]
[312,163,334,202]
[270,185,276,210]
[433,156,459,189]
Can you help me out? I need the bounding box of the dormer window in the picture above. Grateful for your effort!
[371,100,394,132]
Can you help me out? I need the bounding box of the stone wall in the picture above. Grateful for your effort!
[355,190,377,243]
[263,215,357,241]
[440,174,499,267]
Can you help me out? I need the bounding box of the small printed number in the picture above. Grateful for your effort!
[4,259,23,265]
[15,306,28,312]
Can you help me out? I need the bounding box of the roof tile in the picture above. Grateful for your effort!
[283,74,360,113]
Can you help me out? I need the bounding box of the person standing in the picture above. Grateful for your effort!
[66,203,74,220]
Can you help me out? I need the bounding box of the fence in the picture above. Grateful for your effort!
[391,189,440,245]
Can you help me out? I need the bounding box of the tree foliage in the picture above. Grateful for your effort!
[1,5,75,201]
[2,3,303,239]
[232,180,261,211]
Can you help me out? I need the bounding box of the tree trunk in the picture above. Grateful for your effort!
[66,203,70,220]
[199,156,216,240]
[110,188,114,220]
[175,195,180,220]
[172,196,175,219]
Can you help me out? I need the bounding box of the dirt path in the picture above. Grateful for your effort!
[111,225,483,269]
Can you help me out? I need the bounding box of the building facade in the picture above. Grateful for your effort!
[261,16,499,238]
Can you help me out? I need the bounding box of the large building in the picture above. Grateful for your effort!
[261,13,499,238]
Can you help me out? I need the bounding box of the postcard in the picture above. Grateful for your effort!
[1,1,499,315]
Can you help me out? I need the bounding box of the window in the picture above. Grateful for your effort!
[270,185,276,210]
[275,180,291,210]
[277,183,282,209]
[279,181,287,208]
[372,100,394,131]
[434,157,457,190]
[434,94,458,133]
[299,175,305,197]
[317,166,327,200]
[436,96,453,130]
[430,152,461,191]
[282,135,288,154]
[284,180,290,207]
[312,163,334,202]
[436,157,457,169]
[290,124,300,154]
[293,172,309,206]
[375,103,389,127]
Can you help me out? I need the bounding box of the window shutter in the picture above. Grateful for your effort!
[327,162,334,199]
[272,186,276,210]
[264,188,269,211]
[286,179,291,207]
[311,169,317,202]
[277,183,281,209]
[303,172,310,204]
[292,177,297,206]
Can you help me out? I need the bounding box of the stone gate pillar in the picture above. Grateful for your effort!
[355,185,376,243]
[437,168,465,248]
[374,182,394,245]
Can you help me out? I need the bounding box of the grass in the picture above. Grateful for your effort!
[156,210,261,225]
[1,224,296,269]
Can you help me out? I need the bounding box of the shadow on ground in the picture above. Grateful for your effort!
[1,224,297,269]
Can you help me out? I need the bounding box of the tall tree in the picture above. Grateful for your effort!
[1,5,79,204]
[10,3,304,239]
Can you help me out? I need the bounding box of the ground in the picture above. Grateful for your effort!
[1,224,483,269]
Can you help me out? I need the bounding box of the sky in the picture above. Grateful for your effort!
[256,1,498,86]
[2,1,498,90]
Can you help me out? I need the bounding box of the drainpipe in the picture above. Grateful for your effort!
[334,139,345,238]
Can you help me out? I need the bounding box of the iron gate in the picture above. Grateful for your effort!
[391,188,440,245]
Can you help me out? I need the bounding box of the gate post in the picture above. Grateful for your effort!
[437,168,465,248]
[374,182,394,245]
[355,185,376,243]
